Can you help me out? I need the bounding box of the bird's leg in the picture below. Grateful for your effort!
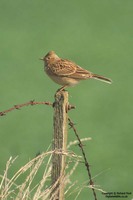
[56,85,67,93]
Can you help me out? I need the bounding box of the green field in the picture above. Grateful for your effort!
[0,0,133,199]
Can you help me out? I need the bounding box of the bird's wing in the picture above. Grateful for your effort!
[75,65,91,75]
[69,65,92,79]
[49,59,92,79]
[50,59,77,76]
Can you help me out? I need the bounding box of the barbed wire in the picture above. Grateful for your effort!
[68,117,97,200]
[0,100,52,116]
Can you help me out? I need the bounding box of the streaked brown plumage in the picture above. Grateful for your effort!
[40,51,112,91]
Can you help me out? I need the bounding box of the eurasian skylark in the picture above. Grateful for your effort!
[40,51,112,91]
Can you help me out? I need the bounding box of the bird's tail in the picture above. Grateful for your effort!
[92,74,112,84]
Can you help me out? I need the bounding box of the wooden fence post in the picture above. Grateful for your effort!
[51,90,68,200]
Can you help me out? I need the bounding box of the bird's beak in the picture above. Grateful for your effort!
[39,57,44,60]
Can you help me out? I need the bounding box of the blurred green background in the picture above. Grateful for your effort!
[0,0,133,199]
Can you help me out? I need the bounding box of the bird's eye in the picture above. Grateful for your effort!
[46,56,50,60]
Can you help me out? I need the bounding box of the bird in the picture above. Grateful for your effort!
[40,51,112,91]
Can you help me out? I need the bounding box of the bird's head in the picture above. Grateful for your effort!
[40,51,60,64]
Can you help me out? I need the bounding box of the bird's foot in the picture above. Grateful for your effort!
[54,86,68,98]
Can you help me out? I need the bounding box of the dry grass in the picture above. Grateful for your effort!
[0,138,93,200]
